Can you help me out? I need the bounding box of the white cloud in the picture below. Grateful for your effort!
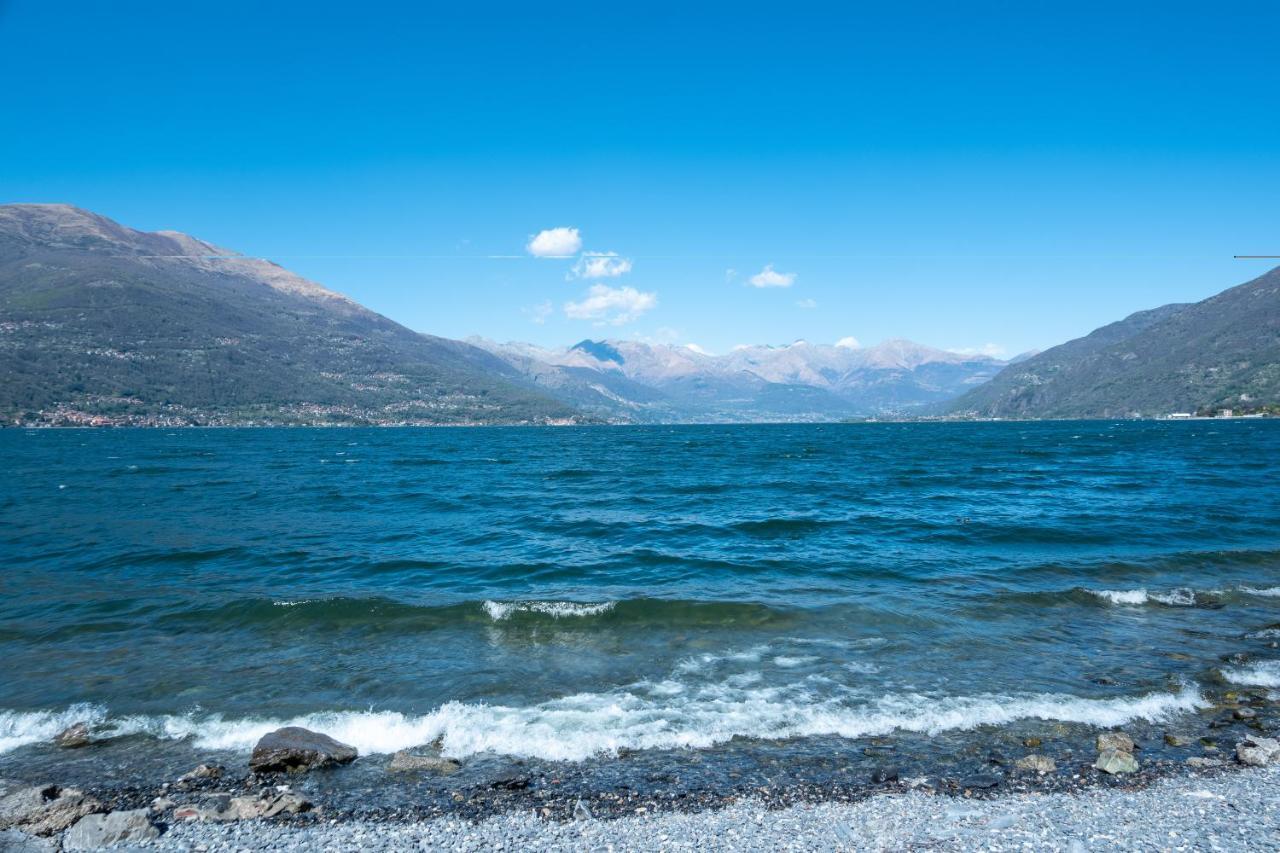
[684,342,712,355]
[796,298,818,309]
[748,264,796,288]
[564,284,657,325]
[526,227,583,258]
[835,336,861,349]
[949,343,1007,358]
[570,251,632,279]
[522,300,553,325]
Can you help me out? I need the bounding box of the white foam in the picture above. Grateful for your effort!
[1089,588,1195,606]
[1246,628,1280,640]
[1240,586,1280,598]
[482,600,615,620]
[1222,660,1280,688]
[1091,589,1151,605]
[0,704,106,753]
[1151,588,1196,606]
[0,684,1207,762]
[773,656,819,668]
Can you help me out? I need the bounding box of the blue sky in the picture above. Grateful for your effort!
[2,1,1277,356]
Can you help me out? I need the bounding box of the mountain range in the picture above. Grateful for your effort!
[1,203,1277,425]
[469,337,1010,422]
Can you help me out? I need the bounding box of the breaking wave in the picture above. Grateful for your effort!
[1222,661,1280,688]
[1087,588,1198,606]
[482,600,616,621]
[0,685,1207,762]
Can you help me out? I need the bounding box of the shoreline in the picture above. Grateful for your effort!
[21,763,1276,851]
[4,724,1278,849]
[5,414,1276,429]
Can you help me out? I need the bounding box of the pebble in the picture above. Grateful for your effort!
[139,767,1280,851]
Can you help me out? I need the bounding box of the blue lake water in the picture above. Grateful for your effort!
[2,422,1279,788]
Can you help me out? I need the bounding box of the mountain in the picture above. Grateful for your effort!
[471,337,1007,422]
[948,267,1280,418]
[0,204,580,426]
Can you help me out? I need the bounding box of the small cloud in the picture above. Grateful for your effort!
[684,342,712,355]
[570,251,632,279]
[835,336,860,349]
[724,268,738,283]
[949,343,1007,358]
[796,298,818,309]
[526,227,583,258]
[748,264,796,288]
[564,284,657,326]
[522,300,553,325]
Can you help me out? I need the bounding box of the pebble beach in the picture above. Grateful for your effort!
[51,765,1277,852]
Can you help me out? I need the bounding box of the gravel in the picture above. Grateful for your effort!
[138,766,1280,851]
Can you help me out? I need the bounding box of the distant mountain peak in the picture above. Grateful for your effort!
[570,339,626,365]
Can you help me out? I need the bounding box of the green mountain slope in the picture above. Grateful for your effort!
[0,204,581,425]
[948,267,1280,418]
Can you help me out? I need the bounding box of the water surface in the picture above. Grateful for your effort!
[2,422,1278,789]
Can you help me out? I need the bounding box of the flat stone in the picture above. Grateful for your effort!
[1236,736,1280,767]
[1164,733,1189,747]
[63,809,159,850]
[1095,748,1139,774]
[960,774,1001,790]
[1096,732,1135,753]
[0,828,56,852]
[222,792,311,820]
[1186,757,1225,768]
[174,791,311,822]
[249,727,357,773]
[1014,754,1056,774]
[179,763,224,782]
[870,768,898,784]
[0,784,101,836]
[1234,707,1258,720]
[387,750,461,774]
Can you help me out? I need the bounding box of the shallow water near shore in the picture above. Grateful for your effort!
[2,422,1279,809]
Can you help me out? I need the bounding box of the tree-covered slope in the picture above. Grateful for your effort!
[0,204,580,425]
[949,267,1280,418]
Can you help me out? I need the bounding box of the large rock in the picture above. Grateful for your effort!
[1094,748,1139,774]
[0,784,101,836]
[387,750,460,775]
[62,809,159,850]
[1235,736,1280,767]
[249,727,357,773]
[1096,732,1135,753]
[53,723,91,749]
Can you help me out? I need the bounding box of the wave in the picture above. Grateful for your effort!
[482,600,616,620]
[0,704,107,754]
[1240,586,1280,598]
[0,685,1207,761]
[1222,661,1280,688]
[1087,588,1198,606]
[148,596,793,634]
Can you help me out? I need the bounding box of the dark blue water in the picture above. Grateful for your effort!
[2,422,1278,782]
